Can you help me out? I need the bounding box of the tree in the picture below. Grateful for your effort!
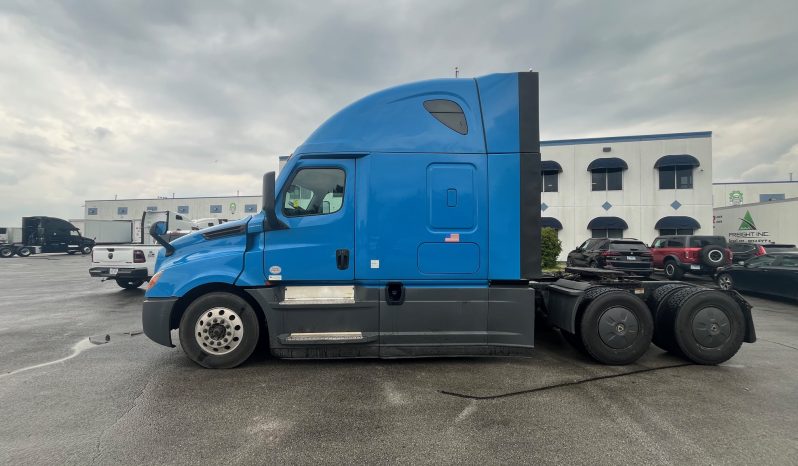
[541,227,562,269]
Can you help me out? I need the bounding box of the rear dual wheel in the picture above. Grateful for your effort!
[0,247,14,258]
[562,287,653,365]
[178,292,260,369]
[654,287,744,365]
[16,247,32,257]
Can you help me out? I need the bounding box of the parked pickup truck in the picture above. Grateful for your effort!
[142,71,756,370]
[90,211,192,288]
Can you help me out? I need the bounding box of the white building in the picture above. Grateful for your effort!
[85,132,714,261]
[541,131,713,259]
[712,180,798,207]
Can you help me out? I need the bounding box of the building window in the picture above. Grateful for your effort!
[244,204,258,213]
[210,205,222,213]
[87,208,98,215]
[592,168,623,191]
[658,228,694,235]
[542,171,558,192]
[283,168,345,217]
[146,206,157,212]
[591,228,624,238]
[177,205,189,214]
[117,207,128,215]
[760,193,785,202]
[659,166,693,189]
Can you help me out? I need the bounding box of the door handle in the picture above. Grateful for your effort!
[336,249,350,270]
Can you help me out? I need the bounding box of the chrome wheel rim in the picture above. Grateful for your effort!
[718,274,732,290]
[194,307,244,355]
[665,264,675,276]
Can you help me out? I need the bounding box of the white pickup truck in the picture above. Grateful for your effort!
[89,211,198,289]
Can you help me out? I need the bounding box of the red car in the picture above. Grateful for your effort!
[650,235,732,279]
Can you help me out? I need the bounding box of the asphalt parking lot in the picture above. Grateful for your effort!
[1,256,797,465]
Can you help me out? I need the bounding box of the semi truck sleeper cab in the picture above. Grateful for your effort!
[142,71,755,369]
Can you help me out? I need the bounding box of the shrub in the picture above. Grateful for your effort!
[541,227,562,269]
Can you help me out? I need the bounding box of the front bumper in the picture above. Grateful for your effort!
[90,267,149,279]
[143,298,178,347]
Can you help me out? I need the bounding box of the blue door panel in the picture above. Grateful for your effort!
[355,153,488,282]
[264,159,355,283]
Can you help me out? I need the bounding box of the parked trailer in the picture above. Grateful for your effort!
[142,72,755,369]
[0,216,95,258]
[0,227,22,244]
[71,219,134,244]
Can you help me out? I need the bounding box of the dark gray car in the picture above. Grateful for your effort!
[717,252,798,301]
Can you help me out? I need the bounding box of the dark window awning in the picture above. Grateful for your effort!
[655,216,701,230]
[587,216,628,230]
[541,160,562,173]
[587,157,628,171]
[654,154,700,169]
[541,217,563,229]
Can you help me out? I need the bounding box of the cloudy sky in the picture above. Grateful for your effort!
[1,0,797,225]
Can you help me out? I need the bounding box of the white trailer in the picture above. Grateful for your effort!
[71,219,134,244]
[713,197,798,246]
[0,227,22,244]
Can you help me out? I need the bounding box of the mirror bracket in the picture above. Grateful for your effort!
[263,171,288,231]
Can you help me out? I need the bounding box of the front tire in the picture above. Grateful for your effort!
[17,247,32,257]
[116,278,144,289]
[81,245,92,255]
[717,273,733,291]
[179,292,260,369]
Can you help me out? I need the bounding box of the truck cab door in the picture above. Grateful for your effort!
[264,159,355,282]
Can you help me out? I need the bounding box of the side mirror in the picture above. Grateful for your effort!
[262,171,288,231]
[149,221,175,257]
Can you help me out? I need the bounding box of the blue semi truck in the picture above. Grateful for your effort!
[142,72,755,369]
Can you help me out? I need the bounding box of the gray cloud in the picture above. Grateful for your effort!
[0,0,797,224]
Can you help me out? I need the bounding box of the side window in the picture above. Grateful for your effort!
[780,256,798,267]
[591,169,623,191]
[542,171,559,192]
[423,100,467,135]
[652,238,666,248]
[667,238,685,248]
[748,255,777,267]
[283,168,345,217]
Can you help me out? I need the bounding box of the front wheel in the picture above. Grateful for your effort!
[81,245,92,255]
[179,292,260,369]
[116,278,144,289]
[717,273,733,291]
[16,247,32,257]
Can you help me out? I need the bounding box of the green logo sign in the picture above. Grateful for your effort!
[229,202,237,214]
[729,190,743,205]
[738,211,757,230]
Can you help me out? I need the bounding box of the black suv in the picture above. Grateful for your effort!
[566,238,653,277]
